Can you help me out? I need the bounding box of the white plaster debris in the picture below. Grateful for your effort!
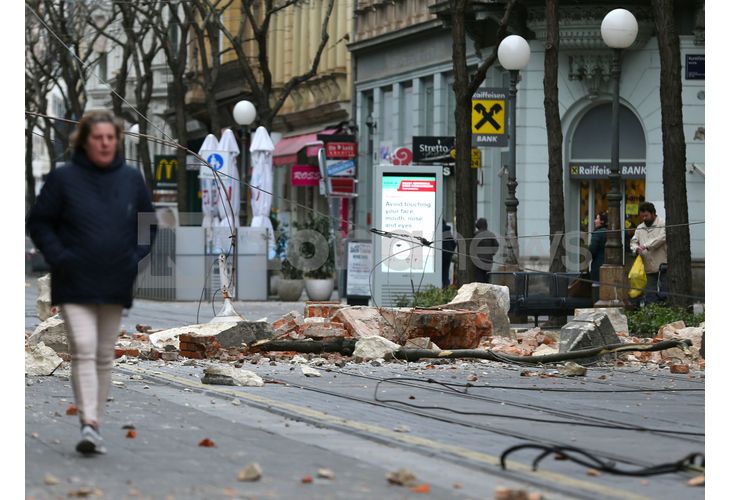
[25,342,63,376]
[353,336,401,362]
[301,365,321,377]
[202,366,264,387]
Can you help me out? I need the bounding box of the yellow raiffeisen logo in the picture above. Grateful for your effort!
[471,88,509,148]
[471,100,505,134]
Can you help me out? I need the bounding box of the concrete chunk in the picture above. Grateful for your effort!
[36,274,56,321]
[25,342,63,376]
[447,283,511,337]
[353,336,401,362]
[201,365,264,387]
[333,307,392,339]
[149,321,272,351]
[574,307,629,335]
[28,314,68,354]
[559,311,620,361]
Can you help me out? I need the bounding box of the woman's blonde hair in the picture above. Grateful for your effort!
[70,110,124,153]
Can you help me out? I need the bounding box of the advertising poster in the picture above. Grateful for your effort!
[380,174,436,273]
[346,240,373,297]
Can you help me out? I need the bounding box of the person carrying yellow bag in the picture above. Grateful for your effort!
[628,254,647,298]
[629,202,667,304]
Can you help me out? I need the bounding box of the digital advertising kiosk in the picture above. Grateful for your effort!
[371,164,444,307]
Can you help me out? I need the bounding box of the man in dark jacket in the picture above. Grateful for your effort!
[441,221,456,288]
[472,218,500,283]
[27,110,156,456]
[588,212,608,302]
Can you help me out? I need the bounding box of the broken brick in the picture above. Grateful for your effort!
[304,301,345,319]
[670,364,690,374]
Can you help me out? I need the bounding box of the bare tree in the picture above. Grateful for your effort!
[199,0,336,130]
[135,1,196,214]
[26,0,114,160]
[25,9,56,208]
[651,0,693,307]
[543,0,566,324]
[98,1,163,191]
[450,0,517,285]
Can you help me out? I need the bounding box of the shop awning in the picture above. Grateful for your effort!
[272,128,338,167]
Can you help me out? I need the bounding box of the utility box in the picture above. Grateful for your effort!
[372,165,443,307]
[236,227,268,300]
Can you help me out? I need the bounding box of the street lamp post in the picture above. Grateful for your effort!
[497,35,531,269]
[232,100,257,301]
[597,9,638,305]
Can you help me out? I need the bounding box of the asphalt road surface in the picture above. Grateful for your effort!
[25,273,705,499]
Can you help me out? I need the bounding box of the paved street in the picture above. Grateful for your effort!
[25,274,706,499]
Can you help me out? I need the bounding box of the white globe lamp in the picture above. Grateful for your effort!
[233,100,256,126]
[497,35,531,71]
[601,9,638,49]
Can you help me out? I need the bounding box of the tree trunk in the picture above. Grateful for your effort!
[452,0,476,285]
[544,0,567,324]
[25,124,36,212]
[652,0,693,307]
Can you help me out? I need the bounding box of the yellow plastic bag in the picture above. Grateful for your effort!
[628,255,647,298]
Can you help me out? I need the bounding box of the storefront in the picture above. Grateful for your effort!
[568,103,647,263]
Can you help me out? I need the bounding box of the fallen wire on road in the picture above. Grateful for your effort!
[500,443,704,477]
[392,338,693,364]
[250,338,693,366]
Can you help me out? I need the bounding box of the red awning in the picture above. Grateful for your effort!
[272,128,338,167]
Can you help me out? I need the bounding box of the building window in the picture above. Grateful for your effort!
[423,80,434,136]
[401,84,413,148]
[97,52,107,81]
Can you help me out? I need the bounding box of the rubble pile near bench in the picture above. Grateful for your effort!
[24,276,704,373]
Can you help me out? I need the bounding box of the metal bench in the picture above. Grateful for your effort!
[488,271,594,327]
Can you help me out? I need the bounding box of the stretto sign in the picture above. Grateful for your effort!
[569,162,646,179]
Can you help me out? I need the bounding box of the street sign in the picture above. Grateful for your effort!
[413,136,455,163]
[329,177,357,195]
[685,54,705,80]
[326,159,356,177]
[569,162,646,179]
[471,87,508,147]
[326,141,357,159]
[449,148,482,168]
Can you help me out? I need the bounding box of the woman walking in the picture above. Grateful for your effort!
[27,110,155,455]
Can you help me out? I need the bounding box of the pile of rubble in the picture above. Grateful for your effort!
[25,276,704,376]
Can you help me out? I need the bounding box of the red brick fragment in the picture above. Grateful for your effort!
[65,404,78,416]
[301,475,313,484]
[198,438,215,447]
[670,364,690,374]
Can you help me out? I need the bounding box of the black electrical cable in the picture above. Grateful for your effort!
[499,443,704,477]
[370,376,704,436]
[374,376,704,394]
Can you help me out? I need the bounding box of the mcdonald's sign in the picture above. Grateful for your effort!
[153,155,178,189]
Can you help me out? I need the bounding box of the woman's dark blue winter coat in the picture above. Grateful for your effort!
[27,151,155,308]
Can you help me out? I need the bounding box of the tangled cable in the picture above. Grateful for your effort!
[500,443,704,477]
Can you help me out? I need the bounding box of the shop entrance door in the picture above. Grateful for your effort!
[569,103,646,267]
[579,179,646,260]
